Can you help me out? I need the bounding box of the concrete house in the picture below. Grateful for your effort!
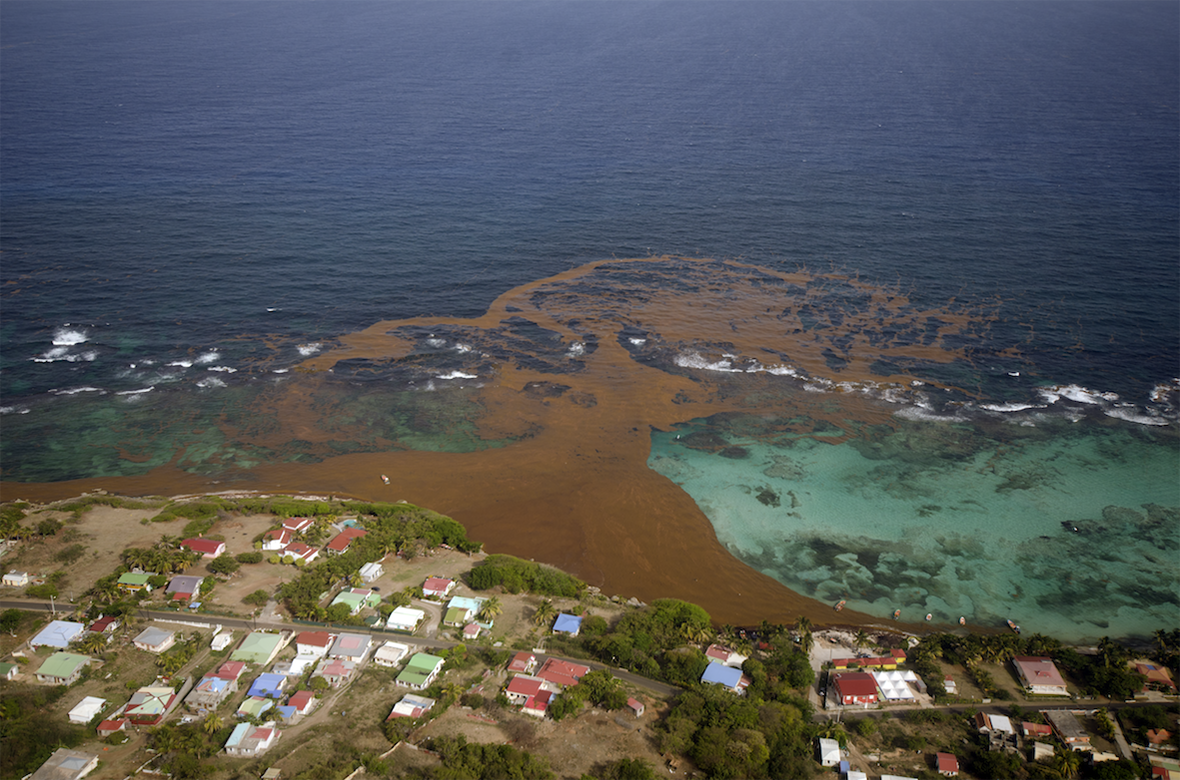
[186,675,237,714]
[283,541,320,564]
[705,643,748,668]
[117,572,154,593]
[282,517,315,535]
[396,653,445,690]
[422,576,454,599]
[937,752,960,776]
[30,620,86,649]
[833,672,879,707]
[1012,656,1068,696]
[224,723,280,757]
[133,626,177,654]
[28,748,99,780]
[166,575,204,602]
[231,631,285,665]
[505,674,545,705]
[358,561,384,582]
[181,538,226,559]
[328,632,371,662]
[373,642,411,668]
[386,606,426,632]
[325,527,366,555]
[701,661,750,695]
[818,737,841,766]
[68,696,106,724]
[508,652,538,675]
[552,613,582,636]
[124,685,178,726]
[387,693,435,720]
[537,658,590,690]
[35,653,91,685]
[313,658,357,688]
[3,571,30,587]
[262,528,293,551]
[295,631,335,658]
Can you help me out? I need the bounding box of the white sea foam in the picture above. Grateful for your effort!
[116,386,154,396]
[1038,384,1119,405]
[297,343,321,356]
[272,368,290,374]
[0,405,30,415]
[426,338,447,348]
[196,351,220,364]
[206,366,237,373]
[31,346,98,363]
[437,371,478,380]
[894,405,967,422]
[197,377,226,389]
[674,351,743,372]
[979,402,1045,413]
[454,343,473,353]
[168,360,194,368]
[50,386,104,396]
[1105,406,1169,427]
[629,337,647,345]
[567,341,586,357]
[52,328,89,346]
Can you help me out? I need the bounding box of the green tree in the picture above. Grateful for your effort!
[533,598,557,627]
[477,596,502,623]
[206,555,239,575]
[1052,745,1081,779]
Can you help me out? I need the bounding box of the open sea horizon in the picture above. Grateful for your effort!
[2,0,1177,642]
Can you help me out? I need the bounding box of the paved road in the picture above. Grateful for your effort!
[0,598,680,697]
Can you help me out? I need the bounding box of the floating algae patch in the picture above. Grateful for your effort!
[650,411,1180,643]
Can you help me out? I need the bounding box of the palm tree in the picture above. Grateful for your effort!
[681,624,714,647]
[532,599,556,627]
[795,615,814,657]
[75,632,109,656]
[202,713,223,736]
[1052,745,1081,779]
[441,681,464,705]
[854,629,869,653]
[476,597,502,623]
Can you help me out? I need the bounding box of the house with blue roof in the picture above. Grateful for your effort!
[552,613,583,637]
[247,673,287,699]
[701,661,750,694]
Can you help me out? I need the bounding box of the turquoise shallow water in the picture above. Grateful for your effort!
[649,412,1179,643]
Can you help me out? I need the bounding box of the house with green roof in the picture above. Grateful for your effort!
[117,572,154,593]
[231,631,285,665]
[396,653,444,690]
[0,661,18,680]
[236,696,275,720]
[329,588,382,616]
[35,652,91,685]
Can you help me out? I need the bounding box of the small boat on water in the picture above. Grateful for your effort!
[959,616,966,626]
[1007,619,1021,634]
[835,600,846,612]
[925,613,933,621]
[893,609,901,620]
[381,474,390,485]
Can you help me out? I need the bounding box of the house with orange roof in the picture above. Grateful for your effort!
[326,528,367,555]
[1012,656,1067,696]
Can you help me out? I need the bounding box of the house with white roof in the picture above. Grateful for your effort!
[224,722,280,757]
[27,748,99,780]
[3,571,29,587]
[283,542,320,564]
[359,561,384,582]
[705,644,748,668]
[1012,656,1068,696]
[328,632,371,661]
[373,642,411,668]
[387,693,435,720]
[133,626,176,654]
[68,696,106,724]
[282,517,315,535]
[818,737,841,766]
[387,606,426,632]
[29,620,86,649]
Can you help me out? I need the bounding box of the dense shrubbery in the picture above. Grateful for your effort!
[0,688,86,778]
[579,599,712,684]
[277,503,481,619]
[418,735,554,779]
[467,554,585,596]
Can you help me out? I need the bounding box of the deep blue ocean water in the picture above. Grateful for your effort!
[2,1,1177,640]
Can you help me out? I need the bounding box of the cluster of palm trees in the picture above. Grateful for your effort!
[121,538,200,575]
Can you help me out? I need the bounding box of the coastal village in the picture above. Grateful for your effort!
[0,494,1176,780]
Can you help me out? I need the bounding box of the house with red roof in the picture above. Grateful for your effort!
[96,718,128,738]
[936,752,959,776]
[536,658,590,690]
[326,528,367,555]
[262,528,293,552]
[1135,662,1177,693]
[832,648,907,671]
[212,660,248,681]
[508,652,538,675]
[282,517,315,535]
[288,690,316,716]
[705,644,748,669]
[296,631,335,658]
[833,672,879,707]
[522,690,554,718]
[1012,656,1068,696]
[283,542,320,564]
[627,697,645,717]
[181,538,226,559]
[1023,721,1053,738]
[505,674,545,705]
[165,575,204,602]
[422,576,455,599]
[88,615,120,636]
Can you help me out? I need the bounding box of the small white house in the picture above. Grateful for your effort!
[2,571,30,587]
[68,696,106,724]
[133,626,176,654]
[818,737,841,767]
[359,562,384,583]
[386,606,426,632]
[373,642,411,668]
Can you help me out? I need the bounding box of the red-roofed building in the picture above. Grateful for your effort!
[536,658,589,690]
[288,690,316,716]
[937,752,959,776]
[523,690,554,718]
[97,718,128,737]
[326,528,367,555]
[422,577,455,599]
[832,648,907,671]
[505,674,545,705]
[181,538,226,559]
[1023,721,1053,738]
[1148,729,1173,747]
[1012,656,1067,695]
[508,652,538,675]
[1135,663,1178,693]
[296,631,335,657]
[283,542,320,564]
[88,615,120,636]
[627,697,645,717]
[262,528,293,551]
[212,661,248,681]
[833,672,879,706]
[282,517,315,535]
